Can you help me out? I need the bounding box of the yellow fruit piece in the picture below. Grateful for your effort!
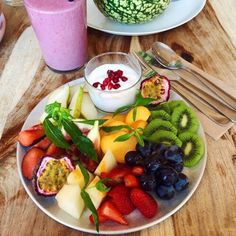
[130,120,148,130]
[101,130,137,163]
[102,114,126,123]
[125,106,151,124]
[100,120,128,137]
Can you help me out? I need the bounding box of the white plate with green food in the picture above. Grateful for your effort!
[16,78,207,234]
[87,0,206,36]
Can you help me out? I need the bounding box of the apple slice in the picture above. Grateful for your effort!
[67,165,94,189]
[55,184,84,219]
[87,120,100,155]
[81,93,98,119]
[69,85,84,118]
[85,176,107,209]
[94,150,117,176]
[40,85,70,123]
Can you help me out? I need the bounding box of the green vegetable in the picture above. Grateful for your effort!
[94,0,170,24]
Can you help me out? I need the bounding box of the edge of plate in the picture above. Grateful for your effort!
[87,0,206,36]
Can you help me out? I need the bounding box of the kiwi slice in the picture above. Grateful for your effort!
[150,110,171,121]
[147,130,182,147]
[178,132,204,167]
[171,105,199,133]
[150,102,171,114]
[168,100,187,113]
[144,119,178,137]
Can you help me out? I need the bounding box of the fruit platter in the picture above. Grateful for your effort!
[16,63,206,234]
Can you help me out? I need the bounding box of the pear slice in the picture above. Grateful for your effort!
[55,184,84,219]
[94,150,117,176]
[69,86,84,118]
[40,85,70,123]
[67,165,94,189]
[85,176,107,209]
[81,93,98,119]
[73,119,94,134]
[87,120,100,155]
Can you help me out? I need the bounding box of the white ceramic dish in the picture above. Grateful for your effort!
[0,12,6,43]
[16,78,207,234]
[87,0,206,36]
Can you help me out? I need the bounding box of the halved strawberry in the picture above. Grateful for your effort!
[46,143,64,156]
[130,188,158,218]
[107,165,131,184]
[34,137,52,150]
[108,185,135,215]
[22,147,45,180]
[89,208,108,224]
[99,200,128,225]
[124,174,140,188]
[18,124,45,146]
[132,166,145,176]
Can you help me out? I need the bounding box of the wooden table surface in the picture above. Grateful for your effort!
[0,1,236,235]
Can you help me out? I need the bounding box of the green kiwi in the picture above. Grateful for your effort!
[178,132,204,167]
[168,100,187,113]
[171,105,199,133]
[150,110,171,121]
[144,119,178,137]
[147,130,182,147]
[150,102,171,114]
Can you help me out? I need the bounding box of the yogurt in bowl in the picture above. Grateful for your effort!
[85,52,142,112]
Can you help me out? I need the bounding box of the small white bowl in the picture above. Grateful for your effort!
[0,12,6,43]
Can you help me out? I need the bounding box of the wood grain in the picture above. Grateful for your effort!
[0,1,236,236]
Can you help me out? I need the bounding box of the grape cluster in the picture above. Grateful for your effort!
[125,142,189,200]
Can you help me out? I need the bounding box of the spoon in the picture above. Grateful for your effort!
[152,42,236,110]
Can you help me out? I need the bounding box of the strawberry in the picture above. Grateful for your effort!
[22,147,45,180]
[130,188,158,218]
[108,185,134,215]
[132,166,145,176]
[107,165,131,184]
[99,200,128,225]
[46,143,64,156]
[124,174,140,188]
[34,137,52,150]
[18,124,45,146]
[89,208,108,224]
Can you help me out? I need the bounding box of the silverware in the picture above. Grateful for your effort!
[152,41,236,110]
[132,51,232,125]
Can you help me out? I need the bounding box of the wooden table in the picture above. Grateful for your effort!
[0,1,236,235]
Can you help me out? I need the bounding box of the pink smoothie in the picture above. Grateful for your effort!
[24,0,87,71]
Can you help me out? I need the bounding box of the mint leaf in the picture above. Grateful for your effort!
[95,178,111,192]
[134,131,145,147]
[135,92,155,106]
[102,125,132,132]
[81,190,99,232]
[113,104,133,117]
[43,118,70,149]
[62,119,98,162]
[114,132,135,142]
[77,162,90,189]
[133,107,137,122]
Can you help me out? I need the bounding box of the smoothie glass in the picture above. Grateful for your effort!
[24,0,87,72]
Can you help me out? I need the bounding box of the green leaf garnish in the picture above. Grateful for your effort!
[77,162,90,189]
[133,106,137,122]
[43,118,70,149]
[113,104,132,117]
[114,132,135,142]
[81,190,99,232]
[101,125,132,132]
[76,119,107,126]
[134,131,145,147]
[95,178,112,192]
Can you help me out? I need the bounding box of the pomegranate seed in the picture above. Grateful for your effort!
[92,82,100,88]
[116,69,123,77]
[121,76,128,82]
[107,70,115,77]
[101,84,106,90]
[113,78,119,83]
[113,84,121,89]
[103,80,109,86]
[108,83,114,90]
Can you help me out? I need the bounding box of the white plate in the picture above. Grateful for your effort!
[16,78,207,234]
[87,0,206,36]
